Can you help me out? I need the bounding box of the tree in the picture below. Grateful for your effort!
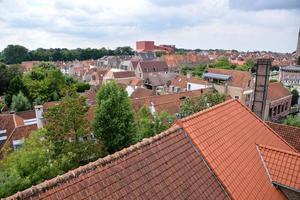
[4,75,28,107]
[74,82,90,93]
[180,92,226,117]
[291,89,299,106]
[93,81,136,153]
[211,57,236,70]
[284,115,300,128]
[23,62,66,103]
[0,63,23,96]
[2,45,29,64]
[44,87,105,169]
[10,91,31,112]
[0,130,63,198]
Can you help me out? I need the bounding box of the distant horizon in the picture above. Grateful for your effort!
[0,0,299,53]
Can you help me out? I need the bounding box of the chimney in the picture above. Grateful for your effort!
[34,105,44,128]
[252,58,272,120]
[186,72,192,79]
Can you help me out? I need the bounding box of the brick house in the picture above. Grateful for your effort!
[204,68,254,107]
[264,82,292,121]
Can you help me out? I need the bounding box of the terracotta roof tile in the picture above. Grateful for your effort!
[7,126,230,200]
[130,88,154,99]
[129,77,142,87]
[207,68,253,89]
[178,99,295,200]
[139,61,168,73]
[0,114,17,149]
[267,82,291,101]
[266,122,300,152]
[257,144,300,191]
[113,71,136,79]
[16,110,36,120]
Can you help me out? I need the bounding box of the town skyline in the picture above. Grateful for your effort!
[0,0,299,53]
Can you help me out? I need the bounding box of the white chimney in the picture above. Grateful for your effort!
[186,72,191,79]
[34,105,44,128]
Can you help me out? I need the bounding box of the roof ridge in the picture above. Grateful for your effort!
[179,99,236,123]
[258,144,300,157]
[7,125,181,200]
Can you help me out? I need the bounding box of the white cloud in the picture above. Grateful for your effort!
[0,0,299,52]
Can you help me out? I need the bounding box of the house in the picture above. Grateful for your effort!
[143,72,177,92]
[130,87,154,99]
[8,100,299,200]
[204,68,254,107]
[102,69,136,85]
[0,114,37,152]
[264,82,292,121]
[125,77,143,96]
[83,68,107,87]
[135,60,169,79]
[280,65,300,86]
[167,74,211,93]
[20,61,40,71]
[131,89,209,117]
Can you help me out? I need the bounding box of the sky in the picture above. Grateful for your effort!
[0,0,299,52]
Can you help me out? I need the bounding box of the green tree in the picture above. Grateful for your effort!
[74,82,90,93]
[284,115,300,128]
[10,91,31,112]
[180,92,226,117]
[0,130,63,198]
[93,81,136,153]
[23,62,66,103]
[44,87,105,170]
[211,57,236,70]
[2,45,29,64]
[0,63,23,96]
[4,75,28,107]
[291,89,299,106]
[135,106,154,141]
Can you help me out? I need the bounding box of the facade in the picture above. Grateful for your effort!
[136,41,175,54]
[204,68,254,107]
[264,82,292,121]
[135,60,169,79]
[8,100,299,200]
[102,69,136,85]
[280,65,300,86]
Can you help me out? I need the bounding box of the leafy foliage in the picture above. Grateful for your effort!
[10,91,31,112]
[283,115,300,128]
[93,81,136,154]
[2,45,29,64]
[0,130,63,198]
[135,107,174,142]
[45,87,105,169]
[0,63,23,96]
[74,82,91,93]
[23,62,66,103]
[180,92,226,117]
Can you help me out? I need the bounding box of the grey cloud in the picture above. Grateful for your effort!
[150,0,198,7]
[229,0,300,10]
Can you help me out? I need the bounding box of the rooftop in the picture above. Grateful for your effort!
[267,82,292,101]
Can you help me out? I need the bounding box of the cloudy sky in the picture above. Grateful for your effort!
[0,0,299,52]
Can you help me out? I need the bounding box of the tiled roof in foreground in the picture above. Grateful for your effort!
[7,125,230,200]
[266,122,300,152]
[257,144,300,191]
[178,99,295,200]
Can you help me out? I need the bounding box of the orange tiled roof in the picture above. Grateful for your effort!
[267,82,291,101]
[266,122,300,152]
[8,126,230,200]
[257,144,300,191]
[178,99,295,200]
[130,88,154,99]
[16,110,36,120]
[207,68,253,89]
[129,77,142,87]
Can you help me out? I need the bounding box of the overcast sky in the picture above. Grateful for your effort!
[0,0,299,52]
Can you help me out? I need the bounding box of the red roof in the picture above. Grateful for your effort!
[8,126,230,200]
[113,71,136,79]
[267,82,291,101]
[266,122,300,152]
[130,88,154,99]
[178,99,295,200]
[257,144,300,190]
[16,110,36,120]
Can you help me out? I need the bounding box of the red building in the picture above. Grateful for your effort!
[136,41,175,54]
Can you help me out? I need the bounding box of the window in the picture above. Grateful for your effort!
[277,105,281,114]
[281,104,284,112]
[247,80,251,88]
[273,107,277,116]
[235,96,239,99]
[188,84,191,91]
